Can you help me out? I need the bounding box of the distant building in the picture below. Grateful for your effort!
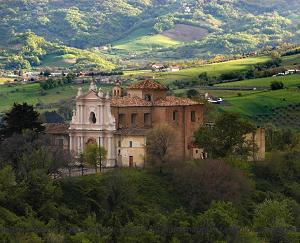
[168,66,180,72]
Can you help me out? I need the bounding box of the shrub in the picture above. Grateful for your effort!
[270,81,284,90]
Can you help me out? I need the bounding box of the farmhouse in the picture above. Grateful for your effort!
[46,80,265,167]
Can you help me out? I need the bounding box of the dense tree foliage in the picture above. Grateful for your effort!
[194,112,256,159]
[0,103,44,140]
[1,0,300,63]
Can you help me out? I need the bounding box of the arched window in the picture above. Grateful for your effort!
[89,112,97,124]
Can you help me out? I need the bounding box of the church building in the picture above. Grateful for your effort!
[68,79,204,167]
[45,79,265,168]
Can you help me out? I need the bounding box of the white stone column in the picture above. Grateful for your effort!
[107,134,115,167]
[77,136,81,153]
[81,137,84,152]
[81,106,84,124]
[99,104,104,128]
[69,135,73,151]
[100,136,104,147]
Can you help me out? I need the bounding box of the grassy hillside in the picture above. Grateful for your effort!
[125,56,271,84]
[0,83,112,113]
[1,0,300,62]
[216,74,300,88]
[0,32,115,71]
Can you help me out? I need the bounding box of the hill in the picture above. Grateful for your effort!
[1,0,300,65]
[0,32,115,71]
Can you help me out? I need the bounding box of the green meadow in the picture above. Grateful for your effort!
[130,56,271,84]
[0,83,110,113]
[220,88,300,116]
[216,74,300,88]
[113,28,182,52]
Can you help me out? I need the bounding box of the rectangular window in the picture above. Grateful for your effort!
[129,141,133,147]
[144,113,151,126]
[191,111,196,122]
[173,111,178,121]
[118,114,125,128]
[131,113,137,127]
[118,140,121,147]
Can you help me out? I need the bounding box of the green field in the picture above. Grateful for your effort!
[282,53,300,66]
[0,83,112,113]
[131,56,271,84]
[40,54,77,68]
[220,88,300,116]
[216,74,300,88]
[112,27,182,53]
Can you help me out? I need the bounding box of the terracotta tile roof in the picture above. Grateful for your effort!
[112,96,201,107]
[128,80,168,90]
[44,123,70,134]
[154,96,200,106]
[111,96,152,107]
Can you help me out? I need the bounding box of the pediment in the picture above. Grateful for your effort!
[78,90,101,100]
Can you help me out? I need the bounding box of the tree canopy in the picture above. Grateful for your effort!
[0,103,44,139]
[194,112,256,159]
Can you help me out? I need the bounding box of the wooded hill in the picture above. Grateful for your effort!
[1,0,300,66]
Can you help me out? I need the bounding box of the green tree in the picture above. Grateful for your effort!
[194,201,238,242]
[0,103,44,139]
[254,199,295,242]
[84,144,107,172]
[194,112,256,159]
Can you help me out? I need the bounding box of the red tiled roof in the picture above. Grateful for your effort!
[111,96,201,107]
[154,96,199,106]
[44,123,70,134]
[128,80,168,90]
[111,96,152,107]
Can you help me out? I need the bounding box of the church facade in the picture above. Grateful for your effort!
[68,80,204,167]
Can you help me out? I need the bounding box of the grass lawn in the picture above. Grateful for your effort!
[216,74,300,88]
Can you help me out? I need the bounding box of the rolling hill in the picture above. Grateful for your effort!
[1,0,300,68]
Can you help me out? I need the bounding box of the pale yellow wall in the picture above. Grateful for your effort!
[245,128,266,161]
[192,148,204,160]
[116,135,146,167]
[127,90,143,98]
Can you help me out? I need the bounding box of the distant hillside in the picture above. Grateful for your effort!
[0,32,115,70]
[1,0,300,65]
